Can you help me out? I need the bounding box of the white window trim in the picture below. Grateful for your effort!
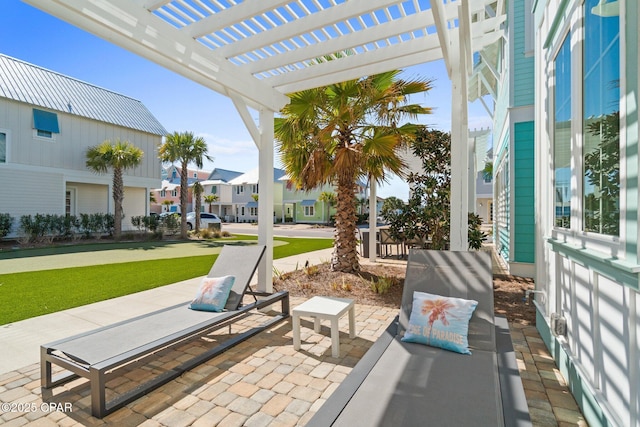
[32,128,56,141]
[546,3,625,258]
[0,128,9,163]
[304,205,315,216]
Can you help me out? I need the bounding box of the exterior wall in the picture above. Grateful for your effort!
[494,130,510,262]
[0,97,161,235]
[71,182,109,214]
[511,0,535,107]
[0,168,62,232]
[282,182,339,224]
[232,182,284,223]
[534,1,639,426]
[475,172,493,225]
[0,98,160,179]
[492,0,536,277]
[513,121,535,265]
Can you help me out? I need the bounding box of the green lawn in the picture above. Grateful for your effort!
[0,236,332,325]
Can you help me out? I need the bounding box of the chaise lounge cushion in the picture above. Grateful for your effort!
[401,291,478,354]
[189,275,236,312]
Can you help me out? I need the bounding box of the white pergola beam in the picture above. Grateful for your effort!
[183,0,291,39]
[459,1,473,77]
[268,35,441,92]
[429,0,452,77]
[448,28,470,251]
[245,9,435,75]
[257,108,275,293]
[228,90,260,146]
[25,0,289,111]
[215,0,403,58]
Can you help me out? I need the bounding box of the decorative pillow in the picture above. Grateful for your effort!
[189,275,236,312]
[401,291,478,355]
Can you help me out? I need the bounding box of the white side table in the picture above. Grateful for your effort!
[292,296,356,358]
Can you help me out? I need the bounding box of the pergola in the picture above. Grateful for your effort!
[24,0,505,290]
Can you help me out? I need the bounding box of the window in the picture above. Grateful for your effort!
[252,184,258,193]
[211,186,217,194]
[171,189,178,197]
[241,207,245,216]
[249,207,258,216]
[0,132,6,163]
[236,185,244,195]
[160,190,166,197]
[304,205,314,216]
[553,34,572,229]
[582,0,620,235]
[32,109,59,139]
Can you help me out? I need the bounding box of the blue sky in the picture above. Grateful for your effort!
[0,0,492,199]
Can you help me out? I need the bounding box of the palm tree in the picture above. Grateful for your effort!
[192,181,203,232]
[159,131,213,239]
[204,194,219,213]
[481,161,493,182]
[162,200,174,212]
[275,70,431,272]
[318,191,337,225]
[86,139,143,240]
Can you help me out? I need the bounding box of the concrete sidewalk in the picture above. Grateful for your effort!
[0,248,333,375]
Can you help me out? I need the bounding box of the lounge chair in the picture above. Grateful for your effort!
[40,245,289,418]
[307,249,531,427]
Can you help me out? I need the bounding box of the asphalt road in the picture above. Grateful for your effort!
[222,222,336,239]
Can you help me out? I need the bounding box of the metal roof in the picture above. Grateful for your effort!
[228,167,287,185]
[23,0,506,112]
[0,54,167,136]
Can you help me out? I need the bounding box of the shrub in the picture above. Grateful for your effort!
[0,213,13,239]
[160,213,180,235]
[304,264,319,276]
[369,276,394,294]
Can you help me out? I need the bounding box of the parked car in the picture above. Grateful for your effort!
[186,212,221,230]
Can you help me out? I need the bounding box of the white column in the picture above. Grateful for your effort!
[257,108,274,292]
[368,178,377,262]
[468,134,477,212]
[449,33,469,251]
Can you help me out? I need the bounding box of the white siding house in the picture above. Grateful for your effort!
[0,54,166,235]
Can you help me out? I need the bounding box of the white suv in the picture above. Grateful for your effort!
[186,212,221,230]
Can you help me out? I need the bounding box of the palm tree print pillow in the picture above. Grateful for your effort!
[401,291,478,354]
[189,275,236,312]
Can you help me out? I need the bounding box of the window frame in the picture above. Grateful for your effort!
[545,1,626,257]
[0,129,8,163]
[32,109,59,141]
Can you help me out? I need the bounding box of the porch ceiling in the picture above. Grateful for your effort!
[23,0,505,112]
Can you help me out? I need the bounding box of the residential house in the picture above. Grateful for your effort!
[198,168,242,220]
[280,177,368,224]
[471,0,535,278]
[151,165,209,213]
[228,167,286,223]
[0,54,165,233]
[531,1,639,426]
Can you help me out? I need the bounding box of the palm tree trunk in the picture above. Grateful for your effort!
[331,176,360,273]
[180,161,189,239]
[113,166,123,240]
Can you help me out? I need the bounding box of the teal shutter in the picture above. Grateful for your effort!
[33,109,60,133]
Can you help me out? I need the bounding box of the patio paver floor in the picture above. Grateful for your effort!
[0,296,587,426]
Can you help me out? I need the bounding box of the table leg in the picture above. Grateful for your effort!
[349,306,356,338]
[331,317,340,358]
[293,314,301,351]
[313,316,321,333]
